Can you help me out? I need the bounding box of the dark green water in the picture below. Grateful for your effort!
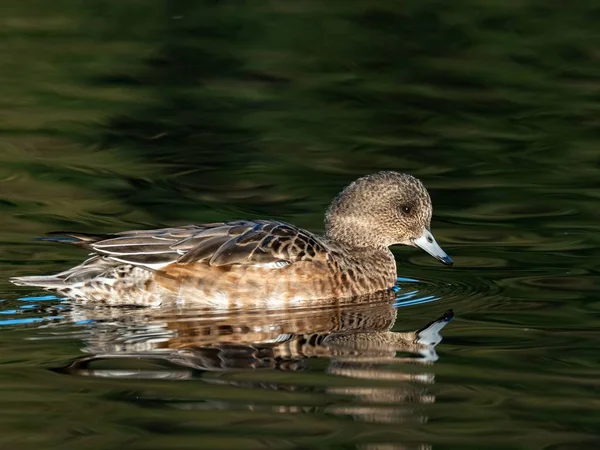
[1,1,600,449]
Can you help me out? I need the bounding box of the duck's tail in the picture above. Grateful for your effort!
[9,254,116,291]
[35,231,110,249]
[10,233,110,290]
[10,274,67,290]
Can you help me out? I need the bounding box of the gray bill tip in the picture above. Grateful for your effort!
[412,230,453,267]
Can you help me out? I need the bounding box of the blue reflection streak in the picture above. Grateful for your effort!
[397,277,418,283]
[395,290,419,300]
[395,295,439,308]
[0,318,44,325]
[0,316,64,326]
[393,276,442,308]
[0,293,65,326]
[18,295,60,302]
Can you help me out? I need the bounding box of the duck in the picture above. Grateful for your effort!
[10,171,453,307]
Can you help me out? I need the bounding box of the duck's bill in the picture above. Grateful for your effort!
[412,230,453,266]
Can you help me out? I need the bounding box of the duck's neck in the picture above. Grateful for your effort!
[324,219,387,250]
[325,236,398,295]
[325,232,387,253]
[324,234,398,285]
[323,213,398,289]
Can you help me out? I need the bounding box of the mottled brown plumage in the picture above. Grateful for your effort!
[10,171,452,306]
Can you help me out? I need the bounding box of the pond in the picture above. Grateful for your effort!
[1,1,599,449]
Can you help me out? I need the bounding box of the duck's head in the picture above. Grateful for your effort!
[325,171,453,266]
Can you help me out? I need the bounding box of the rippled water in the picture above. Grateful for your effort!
[2,1,600,449]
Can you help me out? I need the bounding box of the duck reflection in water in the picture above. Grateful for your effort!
[54,289,453,425]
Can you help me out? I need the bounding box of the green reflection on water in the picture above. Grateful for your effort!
[1,1,600,449]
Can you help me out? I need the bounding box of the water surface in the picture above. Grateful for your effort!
[1,1,600,449]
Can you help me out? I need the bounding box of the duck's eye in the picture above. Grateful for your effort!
[401,205,412,214]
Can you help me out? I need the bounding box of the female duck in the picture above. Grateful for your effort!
[11,171,452,306]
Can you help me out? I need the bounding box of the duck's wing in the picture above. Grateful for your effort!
[52,220,329,270]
